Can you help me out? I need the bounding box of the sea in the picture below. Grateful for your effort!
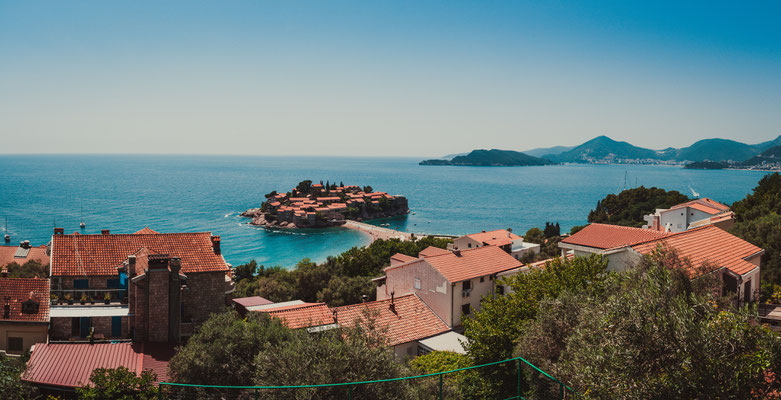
[0,155,771,268]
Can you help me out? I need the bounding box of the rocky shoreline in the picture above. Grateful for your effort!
[240,208,349,229]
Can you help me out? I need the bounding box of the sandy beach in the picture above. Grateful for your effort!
[343,220,414,242]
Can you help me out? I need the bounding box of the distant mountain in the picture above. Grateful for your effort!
[673,138,756,162]
[440,152,468,159]
[522,145,575,158]
[543,136,659,163]
[420,149,555,166]
[741,145,781,166]
[751,135,781,153]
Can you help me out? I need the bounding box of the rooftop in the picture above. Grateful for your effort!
[669,197,730,214]
[631,225,762,276]
[51,229,228,276]
[256,302,335,329]
[232,296,273,308]
[332,293,449,347]
[464,229,522,247]
[418,246,451,258]
[23,342,174,389]
[561,223,671,250]
[420,245,522,283]
[0,244,49,268]
[0,277,50,322]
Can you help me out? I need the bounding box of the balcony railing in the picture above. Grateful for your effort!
[50,288,128,305]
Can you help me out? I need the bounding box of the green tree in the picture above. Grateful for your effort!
[0,353,37,400]
[296,180,313,194]
[517,250,781,399]
[4,260,49,279]
[523,227,544,244]
[316,275,374,307]
[587,186,689,227]
[168,311,295,386]
[77,367,158,400]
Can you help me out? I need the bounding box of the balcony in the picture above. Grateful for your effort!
[50,288,128,306]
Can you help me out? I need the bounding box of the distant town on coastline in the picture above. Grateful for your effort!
[241,180,409,228]
[422,134,781,169]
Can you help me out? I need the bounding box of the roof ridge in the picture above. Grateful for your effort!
[60,231,213,237]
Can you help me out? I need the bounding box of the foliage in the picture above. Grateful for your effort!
[0,353,37,400]
[569,225,586,235]
[462,254,610,396]
[516,250,781,399]
[543,222,560,238]
[233,236,451,306]
[587,186,689,227]
[77,367,158,400]
[167,311,295,386]
[523,227,544,244]
[4,260,49,279]
[409,351,474,399]
[731,173,781,285]
[253,326,415,400]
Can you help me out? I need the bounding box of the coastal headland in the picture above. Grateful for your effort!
[241,180,409,229]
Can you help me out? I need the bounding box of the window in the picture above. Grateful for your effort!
[497,285,505,296]
[8,337,23,352]
[480,276,485,283]
[462,280,471,290]
[74,279,89,289]
[467,243,472,248]
[461,304,471,315]
[107,278,120,289]
[414,278,421,290]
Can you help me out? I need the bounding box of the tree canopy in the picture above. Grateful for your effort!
[77,367,158,400]
[587,186,689,227]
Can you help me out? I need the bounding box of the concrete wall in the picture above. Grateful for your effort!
[382,260,452,327]
[451,275,495,327]
[0,323,47,354]
[393,341,418,360]
[451,237,481,251]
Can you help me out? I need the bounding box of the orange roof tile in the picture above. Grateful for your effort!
[418,246,451,258]
[332,294,449,346]
[422,245,522,282]
[258,302,335,329]
[133,227,160,235]
[631,225,762,276]
[0,244,49,268]
[670,198,729,213]
[0,277,50,322]
[390,253,417,263]
[465,229,522,246]
[51,231,228,276]
[561,223,671,250]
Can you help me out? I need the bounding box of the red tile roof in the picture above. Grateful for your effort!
[465,229,521,247]
[332,294,449,346]
[23,342,173,389]
[631,225,762,276]
[390,253,417,263]
[232,296,273,308]
[0,277,50,322]
[561,223,671,250]
[670,198,729,213]
[418,246,451,258]
[0,245,49,268]
[422,245,522,283]
[51,231,228,276]
[133,227,160,235]
[257,302,335,329]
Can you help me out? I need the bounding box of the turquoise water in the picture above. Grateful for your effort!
[0,155,770,267]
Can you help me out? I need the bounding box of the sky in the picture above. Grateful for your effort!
[1,1,781,157]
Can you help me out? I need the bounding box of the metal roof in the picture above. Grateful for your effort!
[418,331,468,354]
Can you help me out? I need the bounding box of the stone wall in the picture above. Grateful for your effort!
[146,269,170,342]
[182,271,229,326]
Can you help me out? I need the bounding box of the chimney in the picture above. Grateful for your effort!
[389,291,396,313]
[101,229,110,235]
[147,254,170,270]
[361,294,368,303]
[54,228,64,235]
[2,297,9,319]
[211,236,221,255]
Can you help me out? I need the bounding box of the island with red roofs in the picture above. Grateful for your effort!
[241,180,409,228]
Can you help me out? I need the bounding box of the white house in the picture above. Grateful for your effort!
[642,198,733,233]
[448,229,540,261]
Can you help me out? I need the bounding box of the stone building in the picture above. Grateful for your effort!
[49,227,233,342]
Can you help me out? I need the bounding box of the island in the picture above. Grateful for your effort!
[420,149,555,166]
[242,180,409,228]
[683,161,729,170]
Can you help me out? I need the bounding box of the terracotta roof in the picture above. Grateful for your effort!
[670,198,729,213]
[133,227,160,235]
[257,302,335,329]
[0,277,50,322]
[465,229,521,247]
[390,253,417,263]
[23,342,173,389]
[687,202,726,215]
[332,293,449,346]
[631,225,762,276]
[51,231,228,276]
[422,245,522,283]
[0,244,49,268]
[232,296,273,308]
[418,246,451,258]
[561,223,671,250]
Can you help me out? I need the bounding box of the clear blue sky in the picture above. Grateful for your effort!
[1,1,780,156]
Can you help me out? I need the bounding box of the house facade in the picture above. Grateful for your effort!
[48,227,233,342]
[448,229,540,260]
[642,198,733,233]
[376,245,522,328]
[560,223,763,303]
[0,277,50,354]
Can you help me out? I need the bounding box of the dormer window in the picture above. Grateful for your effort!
[21,299,39,314]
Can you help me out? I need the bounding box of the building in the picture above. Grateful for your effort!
[0,241,49,269]
[252,301,337,331]
[560,223,763,303]
[48,227,233,342]
[22,342,173,393]
[0,277,50,354]
[332,293,451,359]
[376,245,522,328]
[448,229,540,260]
[231,295,273,315]
[642,198,733,233]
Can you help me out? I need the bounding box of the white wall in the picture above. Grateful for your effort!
[383,260,453,326]
[452,275,495,327]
